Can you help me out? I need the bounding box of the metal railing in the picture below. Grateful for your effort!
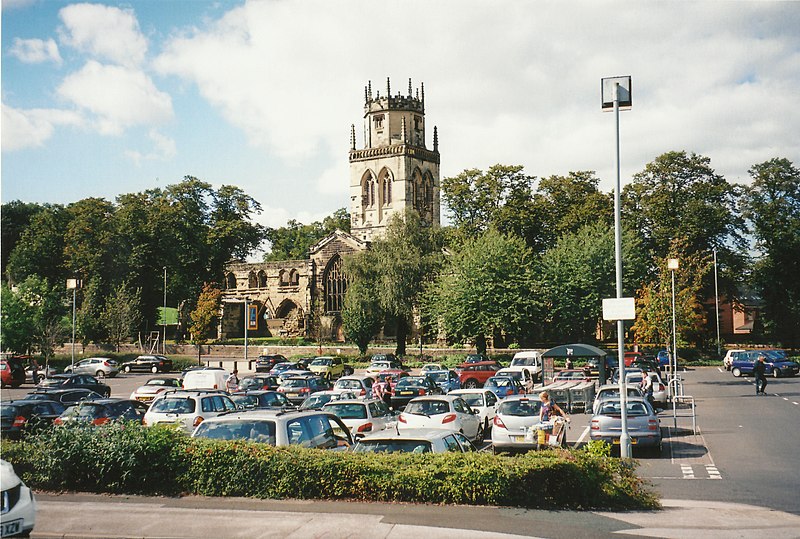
[671,395,696,434]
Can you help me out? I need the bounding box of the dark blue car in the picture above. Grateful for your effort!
[656,350,670,368]
[731,351,799,378]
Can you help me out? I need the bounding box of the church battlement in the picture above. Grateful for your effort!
[364,77,425,114]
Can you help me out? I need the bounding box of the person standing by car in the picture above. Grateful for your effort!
[641,373,654,406]
[754,355,768,395]
[30,358,40,385]
[539,391,566,422]
[226,369,239,392]
[381,376,393,409]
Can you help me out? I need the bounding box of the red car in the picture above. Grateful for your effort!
[458,362,502,389]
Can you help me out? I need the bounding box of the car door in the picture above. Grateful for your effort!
[452,397,480,439]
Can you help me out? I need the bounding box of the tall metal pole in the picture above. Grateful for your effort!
[244,298,249,363]
[613,82,631,459]
[671,267,678,394]
[163,266,167,355]
[713,248,721,357]
[71,287,77,370]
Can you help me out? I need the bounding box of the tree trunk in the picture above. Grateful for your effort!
[475,334,487,355]
[395,318,408,356]
[197,343,202,365]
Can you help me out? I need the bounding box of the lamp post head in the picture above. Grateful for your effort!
[667,258,680,270]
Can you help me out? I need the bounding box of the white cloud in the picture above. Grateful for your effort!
[9,38,62,65]
[316,156,350,196]
[125,129,177,165]
[58,2,147,67]
[57,61,173,135]
[1,103,83,151]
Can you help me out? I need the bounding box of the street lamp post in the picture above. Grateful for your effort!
[244,297,249,364]
[163,267,167,355]
[66,279,81,370]
[713,248,721,358]
[602,75,632,458]
[668,258,680,396]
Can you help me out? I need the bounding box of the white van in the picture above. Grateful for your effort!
[504,351,543,383]
[182,369,230,391]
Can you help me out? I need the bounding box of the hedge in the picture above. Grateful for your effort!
[1,423,659,510]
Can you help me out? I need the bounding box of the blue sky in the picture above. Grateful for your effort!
[3,0,800,233]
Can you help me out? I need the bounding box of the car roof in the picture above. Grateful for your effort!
[323,399,379,406]
[458,361,498,367]
[358,428,457,441]
[338,375,372,381]
[498,394,537,403]
[198,408,337,422]
[408,394,463,402]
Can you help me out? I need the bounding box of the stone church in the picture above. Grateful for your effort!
[218,78,440,341]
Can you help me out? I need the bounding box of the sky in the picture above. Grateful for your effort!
[3,0,800,234]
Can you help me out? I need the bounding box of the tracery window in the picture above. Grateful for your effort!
[323,255,347,314]
[225,273,237,289]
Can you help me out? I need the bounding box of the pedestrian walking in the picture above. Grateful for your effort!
[30,358,39,385]
[226,369,240,392]
[753,355,768,395]
[640,373,654,406]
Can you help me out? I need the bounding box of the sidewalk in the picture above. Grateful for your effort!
[30,493,800,539]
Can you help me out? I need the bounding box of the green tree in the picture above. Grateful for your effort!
[264,208,350,261]
[12,275,69,366]
[64,198,116,286]
[1,200,44,279]
[103,283,143,352]
[0,283,35,353]
[75,277,108,349]
[424,228,539,353]
[744,158,800,347]
[538,222,648,342]
[6,205,70,285]
[188,283,222,361]
[341,280,384,355]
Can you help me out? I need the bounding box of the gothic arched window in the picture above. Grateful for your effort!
[323,255,347,314]
[248,271,257,288]
[412,169,424,211]
[225,273,237,289]
[258,270,267,288]
[289,269,299,286]
[379,168,392,206]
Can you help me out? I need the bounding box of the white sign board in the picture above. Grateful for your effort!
[601,76,632,110]
[603,297,636,321]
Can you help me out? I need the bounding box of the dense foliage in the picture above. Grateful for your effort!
[1,425,659,510]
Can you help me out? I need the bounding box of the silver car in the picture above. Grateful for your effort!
[589,397,662,455]
[63,357,118,378]
[490,395,543,454]
[354,428,475,453]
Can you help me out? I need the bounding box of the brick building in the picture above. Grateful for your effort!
[218,78,440,341]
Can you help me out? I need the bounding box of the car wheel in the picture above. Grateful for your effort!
[464,379,479,389]
[475,422,485,442]
[123,365,131,373]
[95,370,105,378]
[151,366,159,374]
[773,369,781,379]
[732,367,741,377]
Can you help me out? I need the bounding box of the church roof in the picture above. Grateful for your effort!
[308,229,368,255]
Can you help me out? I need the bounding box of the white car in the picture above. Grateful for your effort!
[449,388,499,435]
[129,376,182,404]
[332,375,375,399]
[191,409,353,450]
[420,363,444,373]
[398,395,482,442]
[491,395,544,454]
[63,357,119,378]
[143,389,237,433]
[723,349,746,371]
[0,459,36,537]
[322,399,395,438]
[354,428,476,453]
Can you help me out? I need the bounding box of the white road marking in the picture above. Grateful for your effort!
[717,367,724,373]
[793,402,799,405]
[681,464,695,479]
[572,426,590,448]
[705,465,722,480]
[784,397,789,401]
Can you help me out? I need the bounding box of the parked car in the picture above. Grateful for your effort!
[490,395,544,454]
[623,351,643,367]
[463,353,490,364]
[590,397,662,455]
[238,375,280,391]
[63,357,119,378]
[420,363,444,373]
[354,428,476,454]
[425,369,461,394]
[370,353,401,368]
[592,384,644,414]
[0,459,36,537]
[230,390,293,410]
[731,351,800,378]
[277,376,331,404]
[483,375,525,398]
[398,395,482,441]
[55,398,148,426]
[182,369,230,390]
[25,388,104,406]
[366,359,404,375]
[191,409,353,450]
[496,367,535,392]
[0,356,27,388]
[375,369,410,392]
[646,372,668,408]
[322,398,394,438]
[308,356,353,380]
[390,376,443,410]
[120,355,172,374]
[143,389,237,433]
[254,354,288,373]
[271,362,302,376]
[129,377,182,404]
[0,399,66,439]
[504,351,543,384]
[457,361,502,389]
[298,390,357,410]
[37,374,110,397]
[332,375,375,398]
[448,388,499,436]
[629,357,661,375]
[586,357,619,379]
[656,350,670,369]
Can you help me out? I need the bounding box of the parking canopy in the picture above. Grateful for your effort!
[541,344,607,358]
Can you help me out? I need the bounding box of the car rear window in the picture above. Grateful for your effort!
[335,379,362,390]
[1,405,19,419]
[497,399,541,416]
[405,400,449,416]
[193,420,276,445]
[151,398,195,414]
[66,404,104,419]
[354,440,432,453]
[282,379,308,389]
[395,377,427,389]
[598,401,650,416]
[324,403,367,419]
[457,393,484,407]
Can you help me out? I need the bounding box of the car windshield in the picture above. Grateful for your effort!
[457,393,484,407]
[150,398,195,414]
[486,377,512,387]
[300,395,331,409]
[38,377,66,387]
[193,420,276,444]
[147,379,174,386]
[311,359,332,366]
[395,377,427,389]
[405,400,450,416]
[282,379,309,389]
[324,403,368,419]
[370,362,389,369]
[354,440,432,453]
[598,388,640,400]
[273,363,296,372]
[511,357,537,366]
[497,399,541,417]
[598,401,650,416]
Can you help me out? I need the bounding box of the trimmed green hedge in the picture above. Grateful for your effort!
[1,424,659,510]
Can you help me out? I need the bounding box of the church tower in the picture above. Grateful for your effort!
[349,77,440,242]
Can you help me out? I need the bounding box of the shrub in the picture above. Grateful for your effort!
[1,425,659,510]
